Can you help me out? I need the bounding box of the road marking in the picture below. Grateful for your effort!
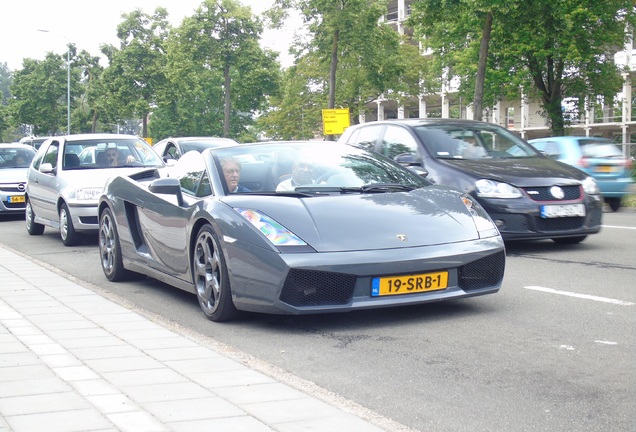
[524,286,634,306]
[594,340,618,345]
[602,225,636,230]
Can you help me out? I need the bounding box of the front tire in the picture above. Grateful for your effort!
[59,203,80,246]
[605,197,621,212]
[99,207,134,281]
[25,197,45,235]
[192,225,238,322]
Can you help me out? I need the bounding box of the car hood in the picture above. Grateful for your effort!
[0,168,28,183]
[223,188,485,252]
[445,157,587,186]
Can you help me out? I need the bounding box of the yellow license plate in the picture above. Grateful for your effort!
[371,271,448,296]
[595,165,615,173]
[9,196,25,203]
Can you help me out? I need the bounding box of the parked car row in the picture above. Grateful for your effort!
[3,120,630,322]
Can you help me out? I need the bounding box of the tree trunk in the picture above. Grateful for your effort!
[326,29,340,141]
[473,12,492,122]
[224,63,231,138]
[91,109,98,133]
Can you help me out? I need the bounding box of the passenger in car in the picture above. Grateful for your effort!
[221,157,250,193]
[276,158,315,191]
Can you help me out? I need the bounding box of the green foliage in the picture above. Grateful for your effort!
[151,0,281,140]
[99,7,170,137]
[409,0,636,135]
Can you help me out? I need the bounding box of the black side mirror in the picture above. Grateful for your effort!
[149,177,184,206]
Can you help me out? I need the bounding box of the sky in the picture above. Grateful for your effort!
[0,0,297,71]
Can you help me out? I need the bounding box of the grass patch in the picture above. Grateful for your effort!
[623,194,636,207]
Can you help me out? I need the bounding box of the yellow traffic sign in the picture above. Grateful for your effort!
[322,109,350,135]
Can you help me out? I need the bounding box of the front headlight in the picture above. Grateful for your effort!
[75,187,103,200]
[461,194,500,238]
[582,176,600,195]
[475,179,523,198]
[236,208,307,246]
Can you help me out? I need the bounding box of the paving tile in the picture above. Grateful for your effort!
[53,365,101,381]
[86,393,140,414]
[71,378,121,397]
[169,416,274,432]
[165,356,245,375]
[59,335,127,349]
[273,415,387,432]
[0,352,41,368]
[126,335,201,351]
[5,409,113,432]
[120,382,212,403]
[0,377,71,398]
[85,355,164,373]
[45,327,114,340]
[0,364,54,382]
[27,342,68,356]
[106,411,169,432]
[0,340,27,355]
[102,368,187,387]
[193,368,276,389]
[143,396,246,422]
[68,344,144,360]
[0,391,91,416]
[39,353,84,368]
[145,346,221,361]
[241,397,345,424]
[214,382,307,405]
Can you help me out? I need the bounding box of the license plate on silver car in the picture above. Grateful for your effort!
[540,204,585,218]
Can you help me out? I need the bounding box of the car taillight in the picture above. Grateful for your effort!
[625,158,633,170]
[579,157,590,168]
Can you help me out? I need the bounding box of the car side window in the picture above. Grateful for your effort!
[41,142,60,170]
[349,125,384,151]
[534,140,561,158]
[166,144,179,159]
[380,126,420,159]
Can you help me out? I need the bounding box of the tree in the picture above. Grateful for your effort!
[409,0,636,135]
[152,0,280,140]
[9,48,80,135]
[269,0,417,137]
[100,8,170,137]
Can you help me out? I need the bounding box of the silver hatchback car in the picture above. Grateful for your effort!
[25,134,164,245]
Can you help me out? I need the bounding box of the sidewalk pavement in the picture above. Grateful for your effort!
[0,245,403,432]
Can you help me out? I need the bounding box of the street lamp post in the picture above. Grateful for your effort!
[37,29,71,135]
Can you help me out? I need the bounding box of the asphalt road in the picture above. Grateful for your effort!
[1,210,635,432]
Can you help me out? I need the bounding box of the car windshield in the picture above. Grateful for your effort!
[211,141,430,195]
[0,147,36,168]
[68,138,163,169]
[413,124,540,160]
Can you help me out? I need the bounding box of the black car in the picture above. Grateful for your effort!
[338,119,603,244]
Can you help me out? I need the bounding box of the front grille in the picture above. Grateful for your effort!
[458,251,505,291]
[535,217,584,232]
[280,269,356,307]
[0,184,25,193]
[523,185,581,202]
[3,201,25,209]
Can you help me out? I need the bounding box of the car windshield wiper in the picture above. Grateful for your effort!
[358,183,417,192]
[293,184,417,194]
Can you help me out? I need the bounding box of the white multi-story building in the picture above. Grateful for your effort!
[365,0,636,155]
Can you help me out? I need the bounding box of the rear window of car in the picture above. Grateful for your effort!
[579,141,623,158]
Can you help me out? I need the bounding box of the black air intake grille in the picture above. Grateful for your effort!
[280,269,356,307]
[458,251,505,291]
